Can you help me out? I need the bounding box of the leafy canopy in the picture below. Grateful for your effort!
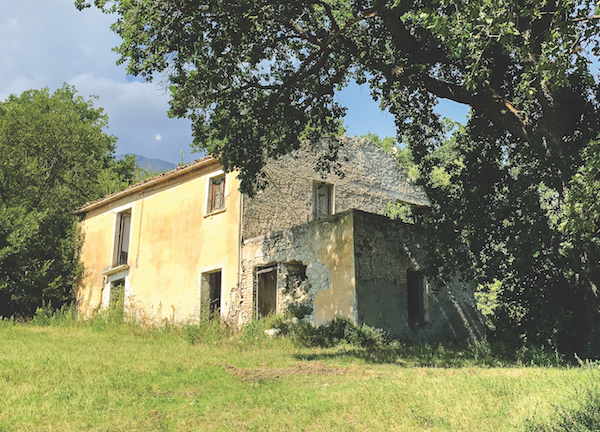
[76,0,600,192]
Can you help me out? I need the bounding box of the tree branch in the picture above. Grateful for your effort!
[572,14,600,23]
[378,8,449,65]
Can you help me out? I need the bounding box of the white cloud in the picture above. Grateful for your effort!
[156,134,162,141]
[0,1,194,164]
[1,0,421,164]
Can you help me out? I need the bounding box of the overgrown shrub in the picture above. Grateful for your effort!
[523,386,600,431]
[284,317,388,349]
[33,302,77,327]
[242,314,287,343]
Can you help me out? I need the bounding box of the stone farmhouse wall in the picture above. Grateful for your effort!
[233,210,485,345]
[241,136,429,240]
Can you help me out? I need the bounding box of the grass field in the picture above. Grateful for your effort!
[0,315,598,431]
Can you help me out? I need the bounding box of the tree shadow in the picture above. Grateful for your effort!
[291,342,513,368]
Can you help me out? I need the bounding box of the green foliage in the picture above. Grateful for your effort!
[0,85,132,318]
[77,0,600,194]
[414,124,567,351]
[385,202,415,224]
[474,280,502,331]
[360,132,398,153]
[183,315,232,346]
[279,317,388,350]
[242,314,287,343]
[523,386,600,432]
[563,138,600,287]
[33,303,78,327]
[95,153,137,196]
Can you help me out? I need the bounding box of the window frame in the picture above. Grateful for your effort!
[313,181,334,220]
[112,207,132,268]
[206,172,226,215]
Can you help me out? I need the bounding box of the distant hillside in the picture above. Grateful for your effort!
[116,154,176,173]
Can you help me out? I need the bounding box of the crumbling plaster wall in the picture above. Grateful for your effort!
[238,211,357,326]
[237,209,484,345]
[242,136,429,240]
[353,211,485,344]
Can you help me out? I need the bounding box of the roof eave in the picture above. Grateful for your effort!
[76,156,220,214]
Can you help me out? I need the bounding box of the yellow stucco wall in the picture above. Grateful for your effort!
[239,211,356,326]
[76,162,241,324]
[313,213,356,324]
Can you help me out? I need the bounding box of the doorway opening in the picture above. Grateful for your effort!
[255,265,278,318]
[407,270,425,322]
[201,270,222,318]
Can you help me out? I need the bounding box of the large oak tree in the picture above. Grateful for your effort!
[76,0,600,189]
[77,0,600,355]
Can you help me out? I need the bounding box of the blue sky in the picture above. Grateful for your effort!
[1,1,468,164]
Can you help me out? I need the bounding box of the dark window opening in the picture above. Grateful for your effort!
[407,270,424,321]
[201,270,221,318]
[255,266,278,318]
[114,210,131,266]
[313,181,333,220]
[208,175,225,213]
[286,262,307,282]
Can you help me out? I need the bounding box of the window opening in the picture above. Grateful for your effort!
[255,266,278,318]
[114,209,131,267]
[201,270,222,318]
[407,270,424,321]
[208,174,225,213]
[313,181,333,220]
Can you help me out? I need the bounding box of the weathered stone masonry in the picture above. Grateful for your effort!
[353,211,485,343]
[241,137,429,240]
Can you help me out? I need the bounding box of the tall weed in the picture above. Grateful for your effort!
[33,302,77,327]
[523,385,600,431]
[183,312,232,346]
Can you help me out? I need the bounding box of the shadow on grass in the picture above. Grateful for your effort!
[291,342,509,368]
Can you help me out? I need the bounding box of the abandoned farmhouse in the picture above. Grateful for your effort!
[76,137,484,344]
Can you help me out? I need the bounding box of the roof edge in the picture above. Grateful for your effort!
[77,156,219,214]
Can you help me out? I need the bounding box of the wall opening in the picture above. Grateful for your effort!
[201,270,222,317]
[255,265,278,318]
[113,209,131,267]
[313,181,333,219]
[207,174,225,213]
[109,278,125,318]
[407,270,425,322]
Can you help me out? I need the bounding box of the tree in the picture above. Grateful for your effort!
[0,85,132,318]
[77,0,600,354]
[76,0,600,190]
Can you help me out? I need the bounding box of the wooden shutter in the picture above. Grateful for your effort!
[210,176,225,212]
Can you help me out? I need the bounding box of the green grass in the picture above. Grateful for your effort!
[0,316,598,431]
